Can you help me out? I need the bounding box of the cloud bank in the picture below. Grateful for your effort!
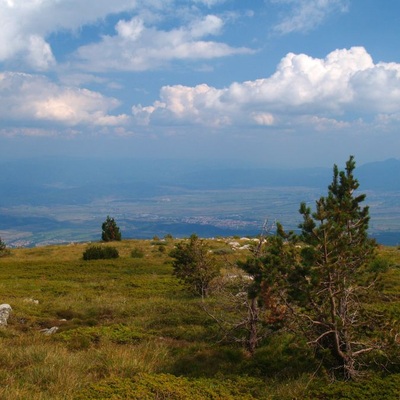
[0,72,129,127]
[132,47,400,130]
[74,15,253,72]
[0,0,252,71]
[2,46,400,137]
[0,0,145,69]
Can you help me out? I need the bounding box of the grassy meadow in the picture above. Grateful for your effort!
[0,239,400,399]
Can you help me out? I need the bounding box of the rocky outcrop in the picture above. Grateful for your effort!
[0,304,12,326]
[40,327,58,335]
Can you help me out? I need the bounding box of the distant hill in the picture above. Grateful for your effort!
[1,157,398,205]
[179,158,400,191]
[357,158,400,190]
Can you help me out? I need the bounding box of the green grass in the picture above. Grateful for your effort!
[0,240,399,399]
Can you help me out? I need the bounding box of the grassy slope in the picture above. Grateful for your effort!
[0,240,399,399]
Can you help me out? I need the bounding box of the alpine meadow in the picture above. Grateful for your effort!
[1,158,400,399]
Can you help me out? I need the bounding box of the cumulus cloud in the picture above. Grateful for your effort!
[0,0,162,69]
[27,35,56,70]
[132,47,400,129]
[74,15,253,72]
[0,72,129,127]
[271,0,349,34]
[0,0,250,70]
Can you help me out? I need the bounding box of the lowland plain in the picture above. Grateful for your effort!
[1,157,399,247]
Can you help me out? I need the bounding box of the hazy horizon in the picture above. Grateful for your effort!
[1,157,399,247]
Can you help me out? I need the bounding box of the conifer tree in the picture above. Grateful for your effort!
[242,157,380,378]
[293,156,377,379]
[101,216,122,242]
[237,222,289,354]
[170,234,219,298]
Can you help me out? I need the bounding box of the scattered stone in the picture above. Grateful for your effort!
[0,304,12,326]
[40,326,59,335]
[23,298,39,305]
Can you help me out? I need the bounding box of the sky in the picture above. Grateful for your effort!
[1,0,400,168]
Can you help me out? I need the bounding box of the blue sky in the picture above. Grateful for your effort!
[1,0,400,167]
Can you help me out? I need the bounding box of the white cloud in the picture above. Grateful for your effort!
[27,35,56,70]
[189,14,224,37]
[0,72,129,127]
[271,0,349,34]
[116,18,145,40]
[0,0,248,70]
[351,62,400,113]
[0,0,163,69]
[132,47,400,129]
[252,112,275,126]
[193,0,228,6]
[74,15,253,72]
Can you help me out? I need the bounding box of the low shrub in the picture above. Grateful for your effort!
[76,373,266,399]
[243,334,316,379]
[131,247,145,258]
[369,256,391,273]
[0,237,10,257]
[58,324,144,350]
[83,245,119,260]
[212,247,234,255]
[152,240,167,246]
[305,373,400,399]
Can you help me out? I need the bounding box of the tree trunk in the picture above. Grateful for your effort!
[248,297,259,354]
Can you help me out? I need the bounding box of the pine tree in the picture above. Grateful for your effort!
[170,234,219,298]
[243,157,380,378]
[101,216,122,242]
[293,156,377,379]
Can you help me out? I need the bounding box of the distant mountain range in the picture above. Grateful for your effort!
[1,157,399,202]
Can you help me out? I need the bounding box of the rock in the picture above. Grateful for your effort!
[0,304,12,326]
[23,298,39,305]
[40,326,58,335]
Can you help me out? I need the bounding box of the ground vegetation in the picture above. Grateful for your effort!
[0,237,398,399]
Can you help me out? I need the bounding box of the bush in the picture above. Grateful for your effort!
[0,237,10,257]
[83,245,119,260]
[131,247,145,258]
[170,234,219,298]
[212,247,234,255]
[369,256,391,273]
[305,373,400,399]
[76,373,264,399]
[58,324,144,350]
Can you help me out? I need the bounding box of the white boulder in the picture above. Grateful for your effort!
[0,304,12,326]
